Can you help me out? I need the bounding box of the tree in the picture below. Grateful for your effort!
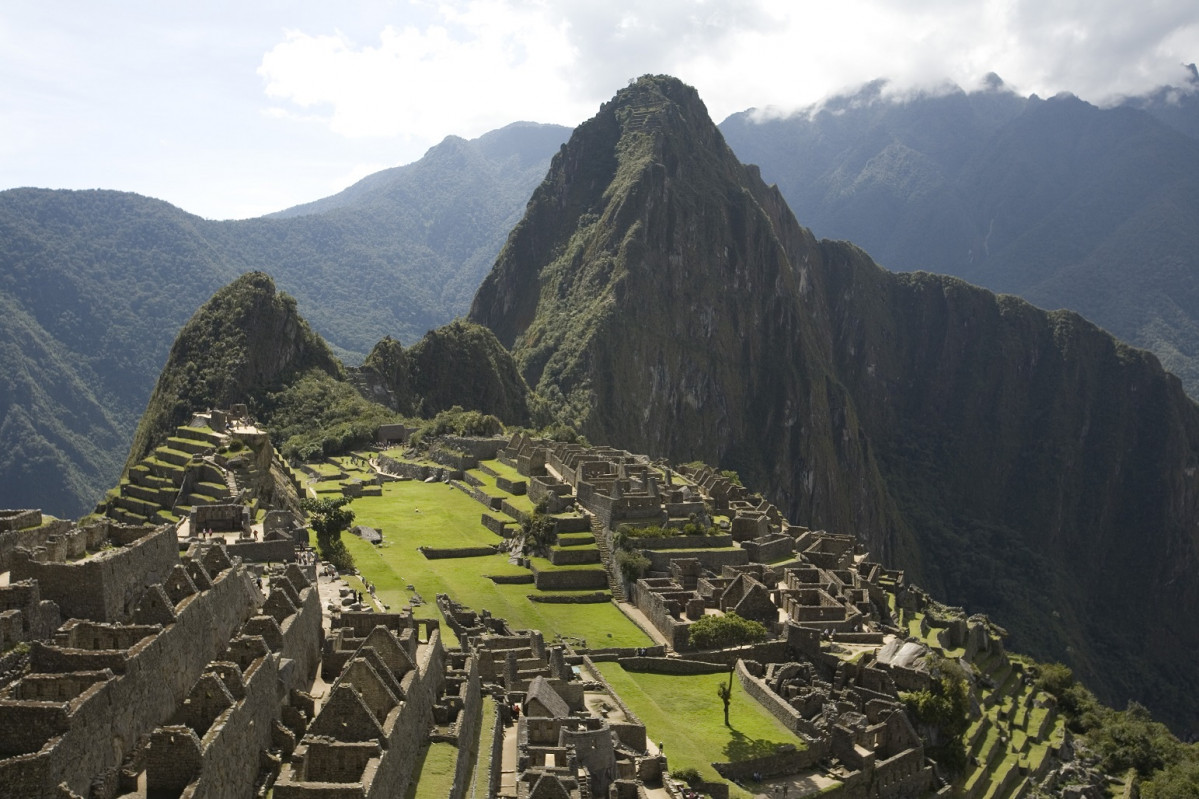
[302,496,355,541]
[302,496,355,572]
[519,512,557,556]
[717,667,734,726]
[688,612,770,650]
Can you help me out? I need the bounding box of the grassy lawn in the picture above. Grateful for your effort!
[404,741,458,799]
[340,481,652,651]
[480,458,524,482]
[595,663,802,796]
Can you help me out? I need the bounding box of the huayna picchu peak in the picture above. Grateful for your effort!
[471,74,1199,733]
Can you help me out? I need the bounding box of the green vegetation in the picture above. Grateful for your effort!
[594,663,800,796]
[616,549,650,581]
[339,480,651,649]
[404,742,457,799]
[517,511,557,557]
[901,664,971,775]
[1034,662,1199,792]
[688,613,770,650]
[302,496,355,572]
[0,123,566,517]
[265,370,401,461]
[613,523,720,548]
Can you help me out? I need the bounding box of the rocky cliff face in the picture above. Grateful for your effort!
[469,75,1199,731]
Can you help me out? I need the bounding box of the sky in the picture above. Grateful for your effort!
[1,1,1196,220]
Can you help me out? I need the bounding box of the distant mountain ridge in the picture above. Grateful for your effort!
[719,71,1199,396]
[0,122,568,517]
[469,74,1199,733]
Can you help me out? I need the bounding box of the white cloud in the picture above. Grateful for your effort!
[258,2,588,144]
[5,1,1199,218]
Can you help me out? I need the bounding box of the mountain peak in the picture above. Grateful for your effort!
[124,271,341,469]
[468,75,770,358]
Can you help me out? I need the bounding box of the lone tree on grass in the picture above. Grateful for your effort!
[717,667,734,726]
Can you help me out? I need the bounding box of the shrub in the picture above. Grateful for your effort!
[617,550,650,582]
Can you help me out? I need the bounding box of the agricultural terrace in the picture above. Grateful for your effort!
[341,476,653,650]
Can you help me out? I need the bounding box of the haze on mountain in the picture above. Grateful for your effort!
[469,74,1199,734]
[720,66,1199,397]
[0,122,567,518]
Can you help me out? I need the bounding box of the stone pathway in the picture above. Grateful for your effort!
[498,721,519,797]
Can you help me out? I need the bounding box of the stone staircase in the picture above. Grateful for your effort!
[589,513,626,602]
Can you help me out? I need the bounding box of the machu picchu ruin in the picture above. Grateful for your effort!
[0,416,1120,799]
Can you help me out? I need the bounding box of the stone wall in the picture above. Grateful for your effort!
[581,656,645,735]
[174,654,283,798]
[278,569,324,693]
[615,657,729,675]
[487,695,505,798]
[548,546,600,566]
[274,630,447,799]
[0,509,42,532]
[495,476,527,495]
[530,566,608,591]
[742,535,795,564]
[527,478,572,513]
[12,525,181,623]
[645,547,748,574]
[481,513,515,537]
[191,504,249,533]
[431,447,478,471]
[447,656,482,799]
[0,563,262,797]
[376,456,460,483]
[450,480,502,511]
[554,515,590,534]
[734,658,818,739]
[420,546,499,560]
[442,437,507,460]
[226,539,295,563]
[0,519,71,573]
[712,742,827,783]
[630,582,692,651]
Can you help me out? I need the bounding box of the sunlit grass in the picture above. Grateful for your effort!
[340,480,651,650]
[405,741,457,799]
[594,664,801,797]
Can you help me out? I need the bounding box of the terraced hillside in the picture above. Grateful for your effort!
[97,411,303,525]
